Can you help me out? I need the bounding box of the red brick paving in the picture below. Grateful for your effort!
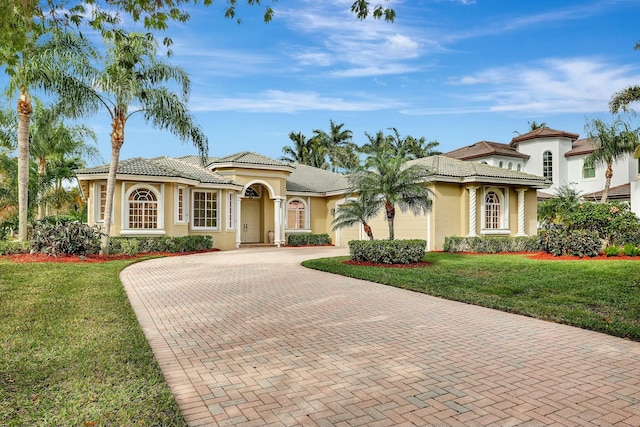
[121,247,640,426]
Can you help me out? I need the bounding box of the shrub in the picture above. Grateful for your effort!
[349,239,426,264]
[287,233,331,247]
[604,246,620,257]
[567,202,640,246]
[0,241,30,255]
[539,227,602,258]
[108,235,214,255]
[30,220,103,256]
[622,243,640,257]
[443,236,543,253]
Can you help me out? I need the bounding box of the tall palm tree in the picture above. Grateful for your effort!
[331,194,378,240]
[29,101,99,219]
[350,151,433,240]
[312,120,354,172]
[4,26,96,240]
[584,117,639,203]
[68,30,207,251]
[359,130,392,155]
[610,41,640,113]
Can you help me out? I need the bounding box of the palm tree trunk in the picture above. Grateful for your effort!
[385,201,395,240]
[364,223,374,240]
[101,110,125,253]
[601,162,613,203]
[17,88,32,241]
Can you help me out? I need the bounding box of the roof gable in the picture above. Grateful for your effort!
[443,140,529,161]
[510,127,580,146]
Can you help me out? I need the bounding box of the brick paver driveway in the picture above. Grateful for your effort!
[121,247,640,427]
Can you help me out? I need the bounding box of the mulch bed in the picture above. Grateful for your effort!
[1,249,220,263]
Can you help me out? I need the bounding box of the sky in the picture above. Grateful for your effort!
[5,0,640,166]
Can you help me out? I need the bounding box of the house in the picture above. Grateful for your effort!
[75,151,549,251]
[444,127,640,214]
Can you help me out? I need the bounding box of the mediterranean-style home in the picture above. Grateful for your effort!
[75,151,549,251]
[443,127,640,215]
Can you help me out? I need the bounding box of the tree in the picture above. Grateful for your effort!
[331,194,378,240]
[29,100,99,219]
[349,151,433,240]
[2,23,96,241]
[537,184,583,227]
[312,120,355,172]
[584,117,639,203]
[73,31,207,251]
[280,131,328,169]
[359,128,439,159]
[610,41,640,113]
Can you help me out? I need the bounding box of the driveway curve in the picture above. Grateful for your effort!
[121,247,640,427]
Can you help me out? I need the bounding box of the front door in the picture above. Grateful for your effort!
[241,199,261,243]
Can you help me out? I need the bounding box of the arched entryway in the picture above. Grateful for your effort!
[240,185,264,243]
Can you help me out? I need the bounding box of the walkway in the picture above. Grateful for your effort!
[120,247,640,426]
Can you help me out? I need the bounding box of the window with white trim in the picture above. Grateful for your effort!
[128,188,158,229]
[192,190,219,229]
[227,192,236,230]
[175,186,188,223]
[287,199,306,229]
[98,183,107,221]
[481,187,508,233]
[543,151,553,181]
[484,191,501,229]
[582,161,596,179]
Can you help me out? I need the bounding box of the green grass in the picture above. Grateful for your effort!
[303,253,640,341]
[0,259,186,427]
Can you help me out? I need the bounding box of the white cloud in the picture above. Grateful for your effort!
[426,57,640,115]
[190,90,406,113]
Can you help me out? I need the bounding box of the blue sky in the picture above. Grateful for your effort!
[7,0,640,165]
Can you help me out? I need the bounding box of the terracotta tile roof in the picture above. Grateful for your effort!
[443,140,529,161]
[409,155,548,186]
[76,157,240,186]
[565,138,596,157]
[583,183,631,201]
[510,127,580,146]
[286,164,350,194]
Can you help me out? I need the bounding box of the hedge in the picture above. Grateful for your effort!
[349,239,426,264]
[287,233,331,246]
[108,235,214,255]
[443,236,543,254]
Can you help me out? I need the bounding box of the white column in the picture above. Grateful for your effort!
[281,198,287,245]
[235,196,242,248]
[516,188,527,236]
[273,198,282,247]
[467,186,479,237]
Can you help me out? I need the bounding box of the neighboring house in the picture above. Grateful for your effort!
[444,127,640,213]
[75,151,549,251]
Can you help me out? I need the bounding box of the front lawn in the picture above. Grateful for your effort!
[302,252,640,341]
[0,259,186,427]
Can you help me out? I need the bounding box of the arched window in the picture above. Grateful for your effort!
[543,151,553,181]
[128,188,158,229]
[287,199,306,229]
[508,162,513,170]
[484,191,501,229]
[517,163,522,171]
[498,161,503,168]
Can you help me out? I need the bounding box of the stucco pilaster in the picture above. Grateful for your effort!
[516,188,527,236]
[467,186,479,237]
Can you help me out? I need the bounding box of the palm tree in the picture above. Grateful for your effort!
[349,151,433,240]
[537,184,583,227]
[280,132,310,164]
[584,117,639,203]
[610,41,640,113]
[29,101,99,219]
[70,30,207,251]
[359,128,439,159]
[312,120,354,172]
[359,130,392,155]
[4,26,96,241]
[331,194,379,240]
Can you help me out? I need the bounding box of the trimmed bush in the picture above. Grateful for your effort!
[604,246,620,257]
[108,235,214,255]
[30,220,103,256]
[287,233,331,247]
[349,239,426,264]
[0,241,30,255]
[443,236,543,253]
